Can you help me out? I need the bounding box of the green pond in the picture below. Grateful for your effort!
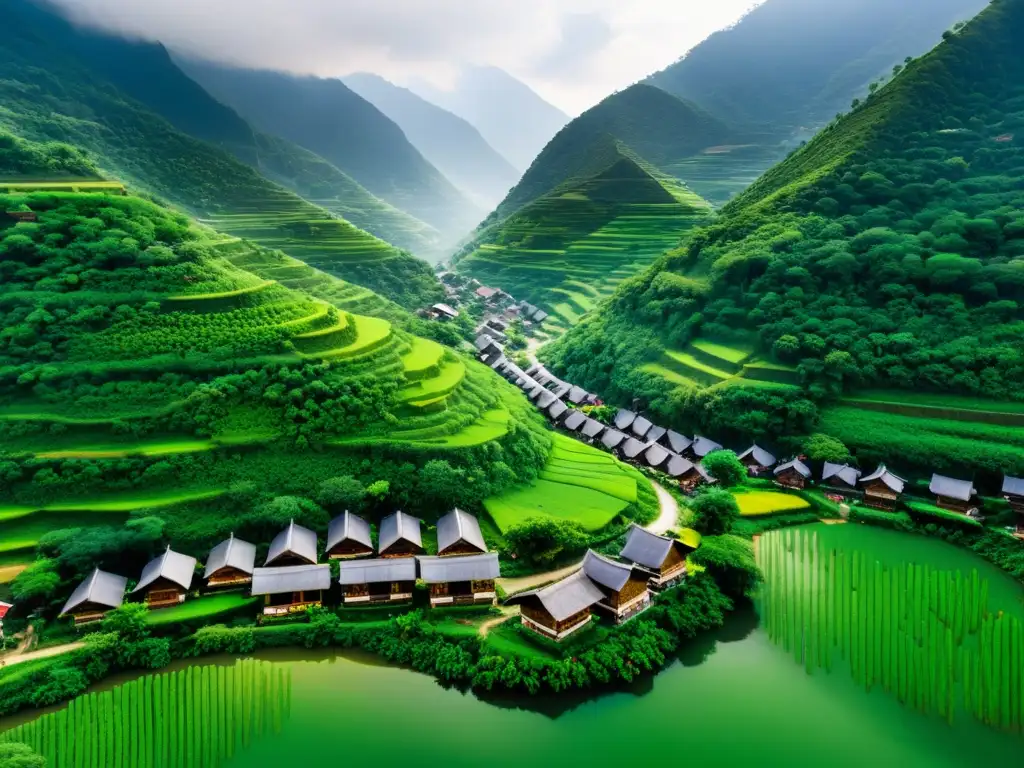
[3,524,1024,767]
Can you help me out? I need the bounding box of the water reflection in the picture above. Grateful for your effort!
[0,659,291,768]
[757,528,1024,733]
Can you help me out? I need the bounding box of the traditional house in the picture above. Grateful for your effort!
[567,386,590,405]
[203,534,256,589]
[582,550,651,624]
[562,410,587,432]
[664,454,691,478]
[547,400,569,422]
[338,558,416,605]
[661,430,693,455]
[378,511,424,557]
[774,459,812,490]
[264,520,318,567]
[688,435,724,460]
[601,429,627,451]
[437,509,487,556]
[929,474,978,514]
[821,463,862,496]
[60,568,127,625]
[6,210,37,222]
[643,443,670,470]
[132,547,197,608]
[678,461,716,493]
[631,416,653,439]
[533,309,549,322]
[646,425,667,444]
[581,418,606,441]
[251,565,331,617]
[1003,476,1024,516]
[475,334,503,361]
[619,437,648,461]
[614,409,637,432]
[324,511,373,560]
[619,525,695,590]
[475,286,499,301]
[514,570,605,642]
[429,303,459,321]
[738,445,777,475]
[418,552,500,606]
[858,464,906,510]
[536,390,558,410]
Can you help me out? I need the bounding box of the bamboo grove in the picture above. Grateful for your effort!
[0,660,291,768]
[756,528,1024,733]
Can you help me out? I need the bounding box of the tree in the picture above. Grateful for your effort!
[0,742,46,768]
[691,535,760,600]
[688,489,740,536]
[10,559,60,605]
[701,451,746,488]
[101,602,150,641]
[316,475,366,512]
[504,518,589,567]
[803,433,850,464]
[250,496,328,533]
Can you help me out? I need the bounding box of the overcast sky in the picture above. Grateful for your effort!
[50,0,763,115]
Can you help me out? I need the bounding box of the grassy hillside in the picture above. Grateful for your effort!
[454,146,712,335]
[544,0,1024,477]
[0,0,443,308]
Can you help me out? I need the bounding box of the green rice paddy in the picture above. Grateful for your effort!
[145,593,262,626]
[733,490,812,517]
[643,336,798,394]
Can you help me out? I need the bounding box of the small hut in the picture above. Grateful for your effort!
[536,390,558,411]
[581,418,606,441]
[265,520,318,567]
[250,565,331,617]
[646,425,667,444]
[132,547,197,608]
[619,525,697,590]
[324,511,373,560]
[821,463,862,496]
[774,459,811,490]
[619,437,647,461]
[688,435,724,460]
[858,464,906,510]
[631,416,653,439]
[436,509,487,556]
[1004,476,1024,514]
[514,570,604,642]
[614,409,637,432]
[417,553,500,607]
[563,410,587,432]
[547,400,569,422]
[60,568,127,625]
[337,558,416,605]
[601,429,627,451]
[378,511,424,558]
[567,386,590,405]
[661,431,692,455]
[738,445,777,475]
[581,550,651,624]
[679,461,716,493]
[929,474,978,514]
[203,534,257,589]
[643,443,670,470]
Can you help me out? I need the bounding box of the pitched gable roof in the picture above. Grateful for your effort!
[859,464,905,493]
[251,565,330,595]
[563,410,587,431]
[665,454,695,478]
[379,511,423,552]
[436,509,487,554]
[644,443,670,468]
[738,445,776,467]
[417,552,500,582]
[822,462,861,488]
[581,418,606,439]
[567,386,590,404]
[1003,476,1024,496]
[614,409,637,431]
[631,416,653,438]
[620,437,647,459]
[775,459,811,479]
[929,474,976,502]
[548,400,569,421]
[663,431,692,453]
[337,557,416,585]
[325,511,373,553]
[133,547,196,593]
[646,426,667,443]
[692,436,724,458]
[619,525,675,570]
[583,550,637,592]
[601,429,627,449]
[61,568,126,615]
[204,534,257,578]
[515,570,604,621]
[265,520,318,566]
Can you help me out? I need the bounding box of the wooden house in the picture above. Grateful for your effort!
[858,464,906,510]
[547,400,569,422]
[514,570,605,642]
[324,511,373,560]
[60,568,127,625]
[676,459,716,493]
[646,425,667,444]
[688,435,724,461]
[601,429,627,451]
[536,390,558,411]
[643,443,670,470]
[337,558,416,605]
[631,415,653,439]
[131,547,197,608]
[378,511,424,558]
[203,534,256,589]
[619,437,647,461]
[562,410,587,432]
[567,386,591,405]
[581,418,606,441]
[738,445,777,475]
[417,553,500,607]
[436,509,487,556]
[1003,476,1024,535]
[619,525,695,590]
[429,303,459,321]
[929,474,978,514]
[264,520,318,567]
[774,459,811,490]
[250,565,331,617]
[661,430,692,455]
[821,463,862,496]
[582,550,651,624]
[614,409,637,432]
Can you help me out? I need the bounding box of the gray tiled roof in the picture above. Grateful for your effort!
[567,386,589,404]
[536,390,558,410]
[614,409,637,431]
[631,416,653,438]
[547,400,569,421]
[204,534,257,578]
[646,426,667,444]
[516,570,604,621]
[822,462,861,488]
[533,310,548,322]
[620,437,647,459]
[601,429,627,449]
[563,410,587,431]
[379,511,423,553]
[133,548,196,593]
[665,454,694,478]
[664,431,692,453]
[929,474,976,502]
[692,436,724,458]
[774,459,811,479]
[325,511,372,553]
[475,334,496,351]
[251,565,331,595]
[62,568,127,615]
[265,520,318,566]
[583,550,635,592]
[620,525,675,570]
[859,464,905,493]
[417,552,500,583]
[1003,476,1024,496]
[337,557,416,585]
[437,509,487,554]
[581,418,606,439]
[738,445,777,467]
[644,443,670,468]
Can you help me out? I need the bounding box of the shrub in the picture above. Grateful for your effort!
[701,450,746,488]
[689,488,740,536]
[191,624,256,655]
[0,742,46,768]
[504,517,590,567]
[691,535,760,599]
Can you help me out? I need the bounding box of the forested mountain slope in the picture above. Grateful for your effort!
[0,0,443,309]
[544,0,1024,477]
[409,66,568,171]
[176,57,483,242]
[342,73,520,209]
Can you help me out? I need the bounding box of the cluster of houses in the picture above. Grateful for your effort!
[58,509,501,626]
[511,525,701,642]
[426,270,549,336]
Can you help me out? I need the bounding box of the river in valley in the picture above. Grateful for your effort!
[2,524,1023,767]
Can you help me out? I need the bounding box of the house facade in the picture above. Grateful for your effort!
[60,568,127,625]
[324,511,374,560]
[859,464,906,510]
[204,534,257,589]
[378,511,424,557]
[131,548,197,609]
[337,558,416,605]
[619,525,696,590]
[774,459,811,490]
[251,565,331,616]
[515,570,605,642]
[418,553,500,606]
[582,550,651,624]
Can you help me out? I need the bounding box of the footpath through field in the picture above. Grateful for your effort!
[1,641,84,668]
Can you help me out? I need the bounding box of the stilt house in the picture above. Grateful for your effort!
[821,463,862,496]
[774,459,812,490]
[858,464,906,510]
[60,568,127,625]
[132,547,197,608]
[619,525,694,590]
[417,553,500,606]
[515,570,605,642]
[929,474,978,514]
[582,550,651,623]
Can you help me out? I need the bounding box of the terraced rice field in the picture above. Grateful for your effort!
[145,593,262,626]
[663,143,788,207]
[733,490,811,517]
[644,337,801,393]
[0,181,126,194]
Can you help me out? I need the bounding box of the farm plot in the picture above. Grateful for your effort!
[733,490,811,517]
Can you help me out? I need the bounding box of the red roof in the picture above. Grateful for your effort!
[475,286,498,298]
[0,601,12,620]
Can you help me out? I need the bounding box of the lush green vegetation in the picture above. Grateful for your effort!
[545,1,1024,477]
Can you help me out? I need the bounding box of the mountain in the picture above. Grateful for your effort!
[543,0,1024,478]
[342,72,520,209]
[648,0,991,132]
[454,140,712,336]
[409,66,569,171]
[0,0,443,308]
[175,57,483,242]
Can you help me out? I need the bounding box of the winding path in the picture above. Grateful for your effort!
[1,641,84,668]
